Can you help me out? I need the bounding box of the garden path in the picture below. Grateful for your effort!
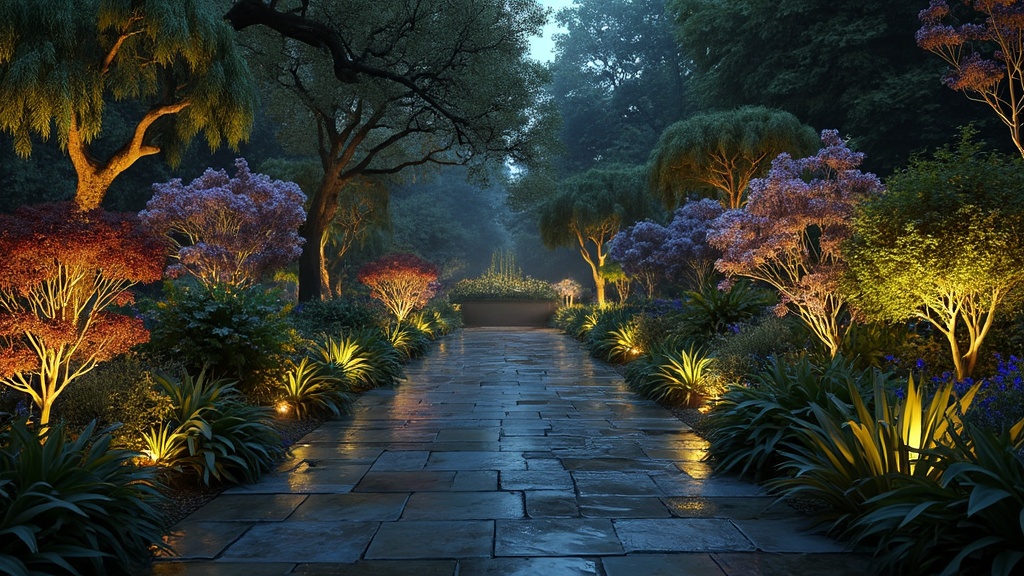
[150,328,870,575]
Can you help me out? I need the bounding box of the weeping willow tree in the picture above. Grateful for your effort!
[539,165,658,307]
[649,106,817,210]
[0,0,255,210]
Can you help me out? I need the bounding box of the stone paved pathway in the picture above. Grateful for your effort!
[151,328,871,575]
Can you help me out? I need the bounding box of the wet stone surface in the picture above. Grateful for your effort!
[150,328,869,574]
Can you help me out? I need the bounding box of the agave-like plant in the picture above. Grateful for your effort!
[141,422,187,467]
[384,322,430,360]
[311,329,403,390]
[627,343,716,407]
[277,357,352,420]
[151,371,283,486]
[771,375,981,531]
[0,420,169,575]
[406,311,437,339]
[848,419,1024,576]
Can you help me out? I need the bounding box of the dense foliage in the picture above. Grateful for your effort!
[649,106,818,209]
[847,132,1024,379]
[0,0,255,209]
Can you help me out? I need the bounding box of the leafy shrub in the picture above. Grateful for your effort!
[626,342,718,407]
[705,355,889,481]
[551,304,590,335]
[52,355,175,451]
[149,371,283,486]
[583,305,639,351]
[275,357,353,420]
[0,419,169,575]
[711,315,805,385]
[678,280,773,338]
[311,329,404,391]
[420,300,462,336]
[289,297,384,340]
[143,282,299,401]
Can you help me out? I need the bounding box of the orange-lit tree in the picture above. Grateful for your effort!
[357,254,438,322]
[0,203,164,426]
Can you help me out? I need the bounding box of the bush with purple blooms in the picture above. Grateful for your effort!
[140,159,307,288]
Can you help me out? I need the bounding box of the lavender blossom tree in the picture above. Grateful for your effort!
[140,159,307,289]
[609,198,724,297]
[917,0,1024,157]
[708,130,883,357]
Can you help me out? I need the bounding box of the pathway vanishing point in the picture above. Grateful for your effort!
[151,328,871,575]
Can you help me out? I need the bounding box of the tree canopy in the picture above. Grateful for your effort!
[649,106,818,209]
[0,0,255,210]
[238,0,555,301]
[846,130,1024,379]
[550,0,692,173]
[670,0,1002,174]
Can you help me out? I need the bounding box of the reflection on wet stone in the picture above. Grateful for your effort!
[153,328,868,574]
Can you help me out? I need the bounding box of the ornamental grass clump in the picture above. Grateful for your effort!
[449,250,558,302]
[275,357,353,420]
[625,341,718,407]
[311,329,404,391]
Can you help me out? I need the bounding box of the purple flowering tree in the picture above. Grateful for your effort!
[608,220,670,299]
[708,130,883,357]
[661,198,725,289]
[140,159,307,288]
[917,0,1024,157]
[609,198,724,297]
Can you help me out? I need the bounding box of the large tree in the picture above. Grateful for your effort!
[649,106,818,209]
[846,131,1024,379]
[670,0,1001,174]
[551,0,693,173]
[0,0,255,210]
[234,0,554,301]
[539,165,658,307]
[709,130,883,357]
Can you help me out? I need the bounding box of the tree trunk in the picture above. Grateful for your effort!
[298,177,343,301]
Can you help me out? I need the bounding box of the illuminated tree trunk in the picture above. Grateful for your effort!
[298,178,341,301]
[67,104,188,211]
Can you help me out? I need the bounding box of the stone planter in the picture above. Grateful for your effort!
[458,300,559,327]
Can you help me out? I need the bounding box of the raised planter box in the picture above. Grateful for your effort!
[459,300,559,327]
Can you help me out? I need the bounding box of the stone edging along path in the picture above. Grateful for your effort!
[150,328,871,575]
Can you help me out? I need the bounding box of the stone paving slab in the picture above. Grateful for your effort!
[150,328,870,574]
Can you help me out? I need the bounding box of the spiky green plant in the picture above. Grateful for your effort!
[626,343,717,406]
[704,355,889,481]
[771,375,981,530]
[384,322,430,360]
[311,329,403,390]
[0,420,169,575]
[141,422,187,468]
[152,371,283,486]
[277,357,352,420]
[849,420,1024,576]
